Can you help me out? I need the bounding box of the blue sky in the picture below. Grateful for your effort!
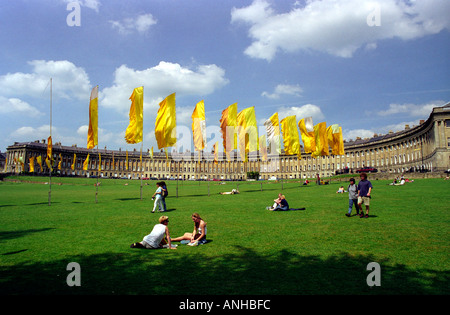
[0,0,449,154]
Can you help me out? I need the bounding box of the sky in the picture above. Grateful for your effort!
[0,0,449,154]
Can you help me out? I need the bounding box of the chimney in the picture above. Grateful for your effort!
[356,137,361,140]
[389,130,393,134]
[42,139,46,144]
[405,125,410,130]
[420,120,425,124]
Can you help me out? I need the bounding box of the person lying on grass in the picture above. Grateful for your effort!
[219,189,239,195]
[130,216,177,249]
[171,213,207,246]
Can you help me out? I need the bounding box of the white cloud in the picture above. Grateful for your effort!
[100,61,229,118]
[110,13,157,35]
[277,104,325,122]
[0,97,42,117]
[342,128,375,141]
[10,124,88,147]
[377,100,446,118]
[231,0,450,61]
[0,60,91,101]
[262,84,303,99]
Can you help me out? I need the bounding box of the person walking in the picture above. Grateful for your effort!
[357,173,373,218]
[345,178,359,217]
[151,182,164,213]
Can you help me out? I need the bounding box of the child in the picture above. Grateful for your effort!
[151,182,164,213]
[345,178,359,217]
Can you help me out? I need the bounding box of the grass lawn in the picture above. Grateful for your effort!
[0,175,449,295]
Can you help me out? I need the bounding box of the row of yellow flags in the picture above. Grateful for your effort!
[21,146,140,173]
[90,85,344,161]
[19,85,344,173]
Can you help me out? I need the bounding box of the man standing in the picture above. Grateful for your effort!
[357,173,373,218]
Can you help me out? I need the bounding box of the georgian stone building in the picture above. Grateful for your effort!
[4,103,449,180]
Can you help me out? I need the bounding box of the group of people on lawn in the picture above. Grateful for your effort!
[131,181,207,250]
[131,172,373,250]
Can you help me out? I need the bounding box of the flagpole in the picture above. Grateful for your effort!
[140,143,143,201]
[48,78,52,206]
[95,145,99,203]
[140,86,144,201]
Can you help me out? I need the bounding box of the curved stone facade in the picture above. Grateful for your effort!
[4,103,450,179]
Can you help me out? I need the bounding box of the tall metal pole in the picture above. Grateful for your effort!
[95,145,99,203]
[48,78,52,206]
[140,143,143,201]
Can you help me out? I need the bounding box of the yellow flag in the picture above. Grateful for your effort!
[29,157,35,173]
[37,156,43,172]
[164,148,169,167]
[71,154,76,171]
[83,154,90,171]
[213,141,219,164]
[219,103,238,160]
[47,136,52,160]
[18,156,24,170]
[155,92,177,149]
[298,117,316,153]
[98,153,102,172]
[87,86,99,149]
[336,126,345,156]
[58,153,62,170]
[45,157,52,171]
[311,122,329,158]
[280,115,301,157]
[237,106,258,162]
[264,112,281,154]
[125,86,144,144]
[326,124,341,155]
[150,147,154,159]
[259,135,268,162]
[192,100,206,151]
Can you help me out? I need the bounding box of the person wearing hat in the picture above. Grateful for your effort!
[345,178,359,217]
[130,216,177,249]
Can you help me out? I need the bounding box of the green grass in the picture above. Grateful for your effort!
[0,176,449,295]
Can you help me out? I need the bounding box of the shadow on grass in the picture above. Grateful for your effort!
[115,198,141,201]
[0,228,55,242]
[0,246,448,295]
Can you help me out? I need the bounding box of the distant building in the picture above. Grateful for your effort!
[4,103,450,179]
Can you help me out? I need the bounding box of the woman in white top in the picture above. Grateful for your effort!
[172,213,207,245]
[151,182,164,213]
[130,216,176,249]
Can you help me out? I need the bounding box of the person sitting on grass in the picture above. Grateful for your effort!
[267,194,289,211]
[171,213,207,246]
[130,216,176,249]
[336,186,345,193]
